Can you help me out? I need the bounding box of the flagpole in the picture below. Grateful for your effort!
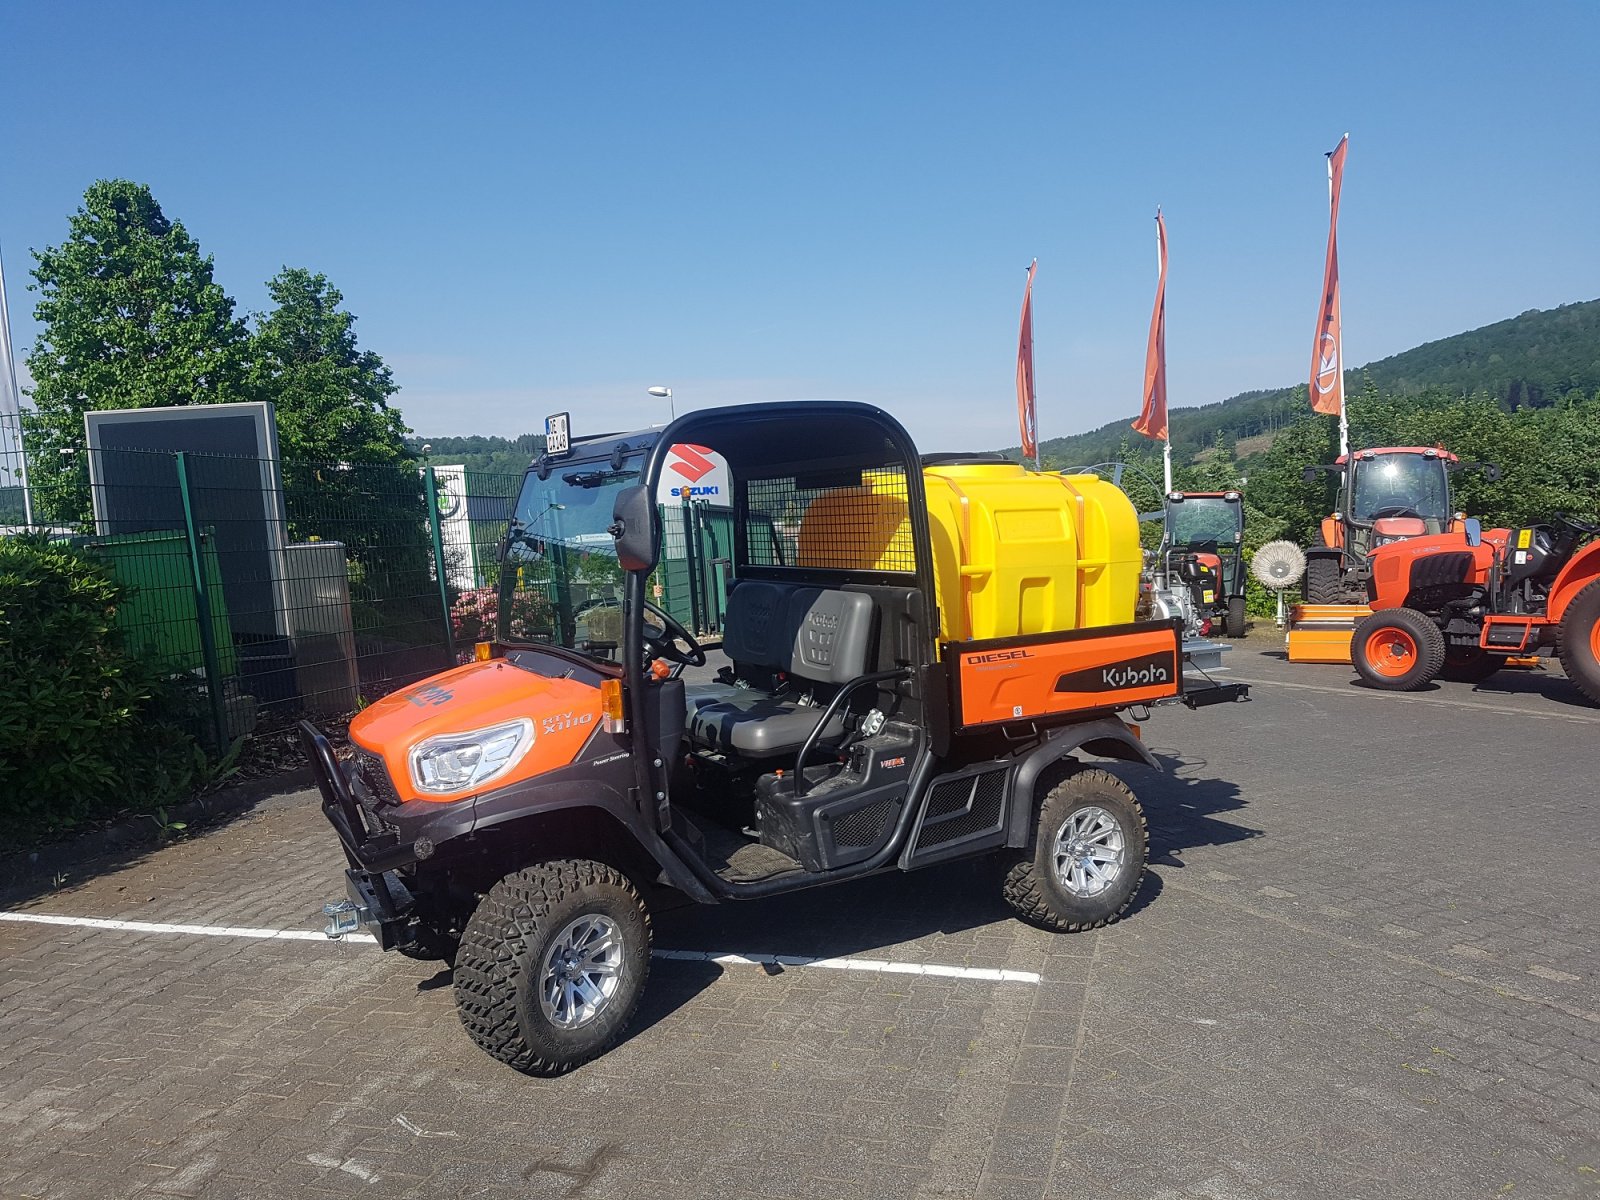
[1330,137,1349,458]
[0,239,33,527]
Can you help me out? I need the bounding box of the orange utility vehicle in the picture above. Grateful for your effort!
[1350,513,1600,698]
[305,402,1245,1075]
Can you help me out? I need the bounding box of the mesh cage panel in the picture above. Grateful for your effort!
[916,768,1008,849]
[744,467,914,573]
[830,798,898,848]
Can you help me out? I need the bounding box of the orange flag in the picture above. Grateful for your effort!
[1309,134,1349,416]
[1016,259,1038,463]
[1133,209,1168,441]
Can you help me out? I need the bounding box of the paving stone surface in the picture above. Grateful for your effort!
[3,634,1599,1198]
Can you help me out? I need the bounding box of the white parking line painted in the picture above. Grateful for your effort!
[0,911,376,942]
[1227,674,1600,724]
[0,911,1042,984]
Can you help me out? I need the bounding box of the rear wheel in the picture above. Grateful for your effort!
[1557,578,1600,705]
[1003,769,1147,932]
[1441,645,1501,684]
[1304,555,1344,604]
[1224,596,1247,638]
[453,859,651,1076]
[1352,609,1446,691]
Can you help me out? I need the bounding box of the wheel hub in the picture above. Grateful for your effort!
[538,914,623,1029]
[1052,806,1126,898]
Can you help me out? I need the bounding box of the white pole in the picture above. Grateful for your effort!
[1330,136,1349,460]
[0,239,33,527]
[1162,439,1173,495]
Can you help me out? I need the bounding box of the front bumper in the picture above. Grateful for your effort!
[299,720,469,952]
[297,720,475,873]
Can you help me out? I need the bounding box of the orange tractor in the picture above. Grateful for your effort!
[1301,446,1499,604]
[1350,514,1600,699]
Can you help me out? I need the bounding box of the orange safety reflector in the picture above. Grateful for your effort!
[474,641,493,662]
[600,679,625,721]
[1123,719,1142,741]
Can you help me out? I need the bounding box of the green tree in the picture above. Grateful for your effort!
[248,267,411,463]
[23,180,251,525]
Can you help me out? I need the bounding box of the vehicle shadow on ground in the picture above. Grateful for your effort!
[1346,668,1594,709]
[0,779,313,911]
[643,753,1256,968]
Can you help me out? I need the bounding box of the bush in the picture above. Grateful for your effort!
[0,535,200,836]
[450,585,553,646]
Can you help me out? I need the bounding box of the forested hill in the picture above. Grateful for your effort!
[1034,297,1600,469]
[407,433,545,476]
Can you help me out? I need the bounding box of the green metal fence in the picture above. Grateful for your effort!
[4,448,727,747]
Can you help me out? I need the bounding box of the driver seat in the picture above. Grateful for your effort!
[689,583,875,759]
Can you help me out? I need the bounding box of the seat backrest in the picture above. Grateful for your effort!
[787,588,875,685]
[721,580,795,670]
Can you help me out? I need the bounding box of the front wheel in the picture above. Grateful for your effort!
[1557,578,1600,705]
[453,859,651,1076]
[1003,769,1148,932]
[1224,595,1247,639]
[1352,609,1446,691]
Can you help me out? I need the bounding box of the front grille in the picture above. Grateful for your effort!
[915,768,1008,849]
[831,798,897,848]
[355,749,402,807]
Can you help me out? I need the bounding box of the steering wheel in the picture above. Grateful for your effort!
[1555,513,1600,536]
[1366,505,1424,522]
[643,601,707,668]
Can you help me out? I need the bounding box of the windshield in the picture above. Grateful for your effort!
[496,456,641,657]
[1167,498,1241,547]
[1350,454,1450,523]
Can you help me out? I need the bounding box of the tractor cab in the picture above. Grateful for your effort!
[1300,447,1497,604]
[1148,490,1247,639]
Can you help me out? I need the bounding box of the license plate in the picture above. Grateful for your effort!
[544,412,571,455]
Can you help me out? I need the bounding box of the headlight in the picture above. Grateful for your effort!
[409,719,534,796]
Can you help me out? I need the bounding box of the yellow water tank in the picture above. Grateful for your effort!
[924,463,1140,641]
[793,462,1142,643]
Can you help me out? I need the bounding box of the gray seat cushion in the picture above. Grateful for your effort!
[689,693,847,758]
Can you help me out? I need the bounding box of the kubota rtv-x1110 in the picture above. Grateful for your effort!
[304,402,1244,1075]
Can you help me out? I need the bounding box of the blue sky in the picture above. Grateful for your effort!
[2,2,1596,451]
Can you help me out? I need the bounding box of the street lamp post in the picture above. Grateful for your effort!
[647,385,674,422]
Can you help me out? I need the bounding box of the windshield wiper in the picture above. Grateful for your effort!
[562,469,638,489]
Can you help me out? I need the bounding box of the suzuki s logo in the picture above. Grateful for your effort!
[668,444,718,485]
[1054,654,1176,694]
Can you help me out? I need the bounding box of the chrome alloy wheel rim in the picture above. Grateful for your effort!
[1052,806,1127,898]
[538,914,623,1029]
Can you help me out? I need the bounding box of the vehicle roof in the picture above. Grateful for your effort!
[1169,491,1240,500]
[1335,446,1459,465]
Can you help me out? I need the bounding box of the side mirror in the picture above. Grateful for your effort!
[1483,463,1502,482]
[609,485,658,572]
[1464,517,1482,546]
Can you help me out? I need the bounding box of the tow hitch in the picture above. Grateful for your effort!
[323,899,372,939]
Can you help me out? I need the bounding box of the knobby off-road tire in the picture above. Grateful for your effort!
[1440,645,1501,684]
[453,859,651,1076]
[1003,768,1148,933]
[1557,578,1600,706]
[1224,596,1248,639]
[1303,555,1344,605]
[1352,608,1446,691]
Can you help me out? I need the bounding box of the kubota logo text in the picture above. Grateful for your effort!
[1053,653,1177,694]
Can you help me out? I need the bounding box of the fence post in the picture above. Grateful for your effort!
[679,494,702,636]
[424,464,457,663]
[175,452,230,752]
